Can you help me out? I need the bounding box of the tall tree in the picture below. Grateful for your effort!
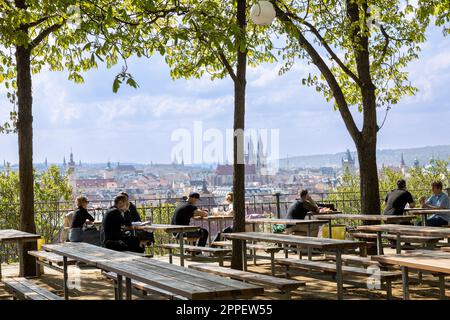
[0,0,179,276]
[163,0,274,269]
[268,0,428,214]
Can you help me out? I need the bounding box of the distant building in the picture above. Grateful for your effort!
[341,149,355,173]
[212,164,257,186]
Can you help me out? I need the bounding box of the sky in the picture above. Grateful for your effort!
[0,25,449,165]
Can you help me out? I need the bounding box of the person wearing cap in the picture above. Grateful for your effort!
[69,196,96,242]
[171,192,209,247]
[101,194,144,253]
[119,191,155,246]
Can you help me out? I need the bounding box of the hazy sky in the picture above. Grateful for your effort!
[1,25,449,165]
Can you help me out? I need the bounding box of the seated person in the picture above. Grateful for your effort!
[171,192,209,247]
[69,196,98,244]
[213,192,234,242]
[285,189,320,236]
[419,181,450,227]
[384,179,415,216]
[101,195,144,253]
[119,192,155,246]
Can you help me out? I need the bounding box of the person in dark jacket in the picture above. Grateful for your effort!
[119,192,155,246]
[101,195,144,253]
[69,196,96,243]
[171,192,209,246]
[285,189,321,236]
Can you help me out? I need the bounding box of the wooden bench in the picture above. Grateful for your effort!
[212,241,282,272]
[28,250,76,274]
[189,264,304,299]
[3,277,63,300]
[275,258,402,299]
[102,271,188,300]
[160,244,231,266]
[350,232,442,253]
[323,254,381,267]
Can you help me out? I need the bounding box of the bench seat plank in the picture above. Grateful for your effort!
[160,244,231,254]
[276,258,401,279]
[4,277,62,300]
[350,233,442,243]
[28,250,76,266]
[189,264,303,291]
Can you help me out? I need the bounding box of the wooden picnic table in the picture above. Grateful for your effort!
[42,242,263,300]
[245,218,329,259]
[314,214,416,239]
[372,250,450,300]
[404,208,450,226]
[222,232,364,300]
[194,215,234,245]
[357,224,450,255]
[0,229,41,281]
[136,224,200,267]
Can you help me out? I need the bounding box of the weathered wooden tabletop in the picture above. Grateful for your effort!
[222,232,363,250]
[42,242,263,299]
[356,224,450,238]
[0,229,41,243]
[314,214,416,223]
[245,218,328,226]
[372,250,450,274]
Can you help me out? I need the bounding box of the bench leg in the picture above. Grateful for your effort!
[117,275,123,300]
[386,280,392,300]
[125,277,132,300]
[376,232,383,255]
[284,244,289,258]
[113,280,118,300]
[63,256,69,300]
[282,290,292,300]
[179,232,185,267]
[242,240,248,271]
[219,256,224,267]
[168,249,173,264]
[336,250,343,300]
[253,247,257,265]
[285,265,290,279]
[439,274,446,300]
[402,267,410,300]
[396,234,401,254]
[270,252,275,276]
[418,271,423,284]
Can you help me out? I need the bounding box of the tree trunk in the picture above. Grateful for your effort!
[16,43,37,277]
[231,0,247,270]
[356,139,381,215]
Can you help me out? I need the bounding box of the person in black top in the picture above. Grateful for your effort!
[171,192,209,247]
[101,195,144,253]
[69,196,96,243]
[119,192,155,246]
[285,189,321,236]
[384,179,416,215]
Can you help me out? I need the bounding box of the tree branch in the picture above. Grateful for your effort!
[273,1,362,142]
[30,22,65,48]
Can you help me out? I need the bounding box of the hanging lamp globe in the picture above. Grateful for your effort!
[250,1,276,26]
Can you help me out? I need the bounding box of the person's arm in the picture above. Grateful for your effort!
[422,196,442,209]
[304,196,320,213]
[193,209,208,218]
[407,192,416,209]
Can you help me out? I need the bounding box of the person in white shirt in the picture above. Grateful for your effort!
[213,192,234,242]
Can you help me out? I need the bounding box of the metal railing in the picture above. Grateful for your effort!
[1,188,446,261]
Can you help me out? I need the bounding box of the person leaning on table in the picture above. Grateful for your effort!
[419,181,450,227]
[285,189,321,236]
[68,196,95,242]
[101,194,144,253]
[171,192,209,247]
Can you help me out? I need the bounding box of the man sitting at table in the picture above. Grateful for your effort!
[285,189,320,236]
[171,192,209,247]
[119,192,155,247]
[101,194,144,253]
[419,181,450,227]
[384,179,416,216]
